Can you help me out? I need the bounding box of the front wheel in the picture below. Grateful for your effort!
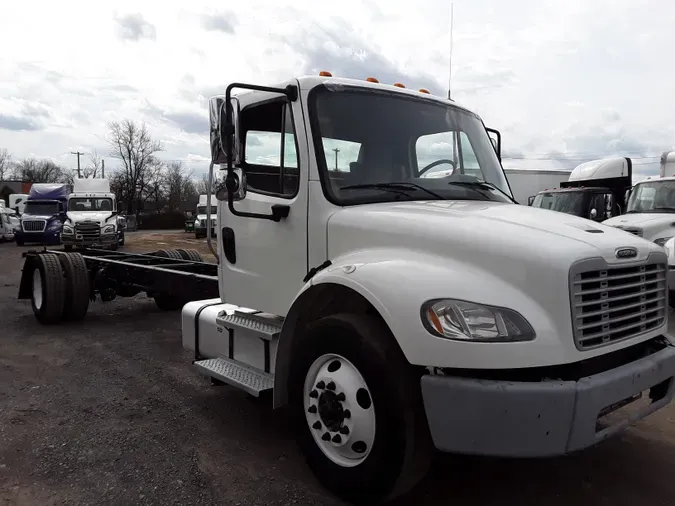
[289,313,431,504]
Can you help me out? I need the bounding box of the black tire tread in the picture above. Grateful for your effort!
[58,253,90,321]
[175,248,203,262]
[33,253,66,325]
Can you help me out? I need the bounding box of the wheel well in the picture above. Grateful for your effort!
[273,282,403,409]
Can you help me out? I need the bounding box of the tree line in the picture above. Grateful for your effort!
[0,119,213,215]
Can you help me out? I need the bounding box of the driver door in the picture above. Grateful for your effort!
[218,95,308,317]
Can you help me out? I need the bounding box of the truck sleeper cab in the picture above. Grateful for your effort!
[182,75,675,504]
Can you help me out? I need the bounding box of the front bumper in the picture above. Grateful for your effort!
[421,341,675,457]
[62,233,117,247]
[15,230,61,245]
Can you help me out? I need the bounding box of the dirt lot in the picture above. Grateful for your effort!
[1,230,675,505]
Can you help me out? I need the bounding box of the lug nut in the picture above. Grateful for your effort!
[322,432,331,441]
[336,392,346,401]
[308,405,317,414]
[326,381,336,391]
[312,421,322,430]
[332,434,342,444]
[343,409,351,419]
[339,426,350,435]
[309,390,318,398]
[316,380,325,389]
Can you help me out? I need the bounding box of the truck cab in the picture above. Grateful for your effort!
[15,184,69,246]
[194,194,217,239]
[62,178,124,250]
[530,157,632,221]
[182,74,675,504]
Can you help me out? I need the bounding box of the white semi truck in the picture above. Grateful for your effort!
[61,178,125,250]
[18,74,675,504]
[194,194,218,239]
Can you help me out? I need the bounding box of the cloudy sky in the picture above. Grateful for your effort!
[1,0,674,181]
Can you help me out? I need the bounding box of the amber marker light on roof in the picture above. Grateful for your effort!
[393,82,405,88]
[319,71,333,77]
[365,77,379,83]
[419,88,431,94]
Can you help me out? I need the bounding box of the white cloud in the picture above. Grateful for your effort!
[0,0,673,179]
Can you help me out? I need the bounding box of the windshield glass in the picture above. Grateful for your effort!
[197,206,218,215]
[626,180,675,213]
[68,197,113,212]
[308,86,512,205]
[532,191,587,215]
[24,201,60,215]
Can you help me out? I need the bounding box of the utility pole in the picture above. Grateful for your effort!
[71,151,84,178]
[332,148,340,170]
[102,159,105,178]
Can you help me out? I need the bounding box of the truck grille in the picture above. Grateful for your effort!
[570,253,667,351]
[22,220,46,232]
[75,222,101,242]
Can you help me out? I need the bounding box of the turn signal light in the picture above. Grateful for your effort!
[319,71,333,77]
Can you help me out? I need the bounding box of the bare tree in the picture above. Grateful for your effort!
[17,158,67,183]
[107,119,163,214]
[195,172,212,195]
[165,161,197,212]
[84,150,104,178]
[0,149,12,180]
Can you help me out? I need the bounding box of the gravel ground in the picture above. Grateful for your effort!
[1,231,675,505]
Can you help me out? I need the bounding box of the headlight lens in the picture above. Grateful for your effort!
[62,225,74,234]
[654,237,672,247]
[102,224,116,234]
[48,221,62,231]
[421,299,536,342]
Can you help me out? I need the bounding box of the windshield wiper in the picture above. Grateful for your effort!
[446,180,516,202]
[340,182,444,200]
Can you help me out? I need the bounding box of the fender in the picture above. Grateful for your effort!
[272,247,559,408]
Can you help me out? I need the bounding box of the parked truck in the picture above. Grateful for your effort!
[61,178,125,250]
[17,74,675,504]
[193,194,218,239]
[529,157,633,221]
[9,193,29,214]
[15,183,69,246]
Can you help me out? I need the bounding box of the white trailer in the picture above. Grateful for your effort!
[21,74,675,504]
[503,168,571,204]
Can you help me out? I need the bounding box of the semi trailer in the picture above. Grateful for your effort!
[17,73,675,505]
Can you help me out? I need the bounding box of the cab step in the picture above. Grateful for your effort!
[194,357,273,396]
[216,309,284,341]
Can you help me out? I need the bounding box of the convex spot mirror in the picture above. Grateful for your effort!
[589,208,598,220]
[216,168,247,202]
[527,195,535,206]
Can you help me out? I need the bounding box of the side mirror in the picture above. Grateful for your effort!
[486,127,501,161]
[216,168,247,202]
[209,96,241,165]
[527,196,535,206]
[589,208,598,220]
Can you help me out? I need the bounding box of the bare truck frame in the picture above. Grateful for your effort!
[17,247,219,323]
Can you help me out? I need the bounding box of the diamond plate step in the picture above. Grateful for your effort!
[216,310,284,341]
[194,357,273,397]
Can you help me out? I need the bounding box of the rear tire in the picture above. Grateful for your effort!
[151,249,188,310]
[176,248,203,262]
[58,253,90,321]
[31,253,66,325]
[289,313,431,505]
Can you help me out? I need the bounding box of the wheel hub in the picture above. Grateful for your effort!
[318,390,345,431]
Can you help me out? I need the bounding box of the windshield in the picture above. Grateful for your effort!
[532,191,587,215]
[24,201,60,215]
[68,197,113,212]
[308,86,512,205]
[197,206,218,215]
[626,180,675,213]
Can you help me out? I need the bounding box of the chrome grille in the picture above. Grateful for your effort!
[75,222,101,242]
[570,253,667,351]
[22,220,46,232]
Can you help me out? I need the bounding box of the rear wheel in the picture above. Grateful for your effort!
[176,248,203,262]
[289,313,431,505]
[151,249,188,310]
[31,253,66,325]
[58,253,90,321]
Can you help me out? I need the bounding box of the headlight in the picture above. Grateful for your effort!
[194,219,201,226]
[654,237,672,248]
[62,225,74,234]
[421,299,536,342]
[102,224,116,234]
[47,221,62,231]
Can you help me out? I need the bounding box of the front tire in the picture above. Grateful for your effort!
[289,313,431,505]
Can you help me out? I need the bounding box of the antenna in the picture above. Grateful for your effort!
[448,2,454,100]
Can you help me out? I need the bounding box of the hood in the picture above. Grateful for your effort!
[66,211,113,224]
[603,212,675,241]
[327,201,662,269]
